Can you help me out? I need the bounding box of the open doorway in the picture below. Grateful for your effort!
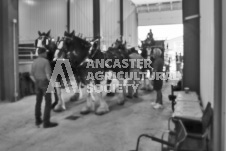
[138,24,183,75]
[138,24,184,87]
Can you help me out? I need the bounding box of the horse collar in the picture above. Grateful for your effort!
[90,48,99,60]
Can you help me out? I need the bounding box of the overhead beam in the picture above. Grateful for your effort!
[136,1,182,13]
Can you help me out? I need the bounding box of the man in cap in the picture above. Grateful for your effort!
[30,48,58,128]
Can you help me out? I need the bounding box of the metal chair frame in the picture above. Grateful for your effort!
[168,102,213,151]
[130,120,202,151]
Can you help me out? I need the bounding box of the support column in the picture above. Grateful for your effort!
[214,0,223,150]
[120,0,123,41]
[67,0,70,33]
[182,0,200,94]
[0,0,3,101]
[0,0,19,102]
[93,0,100,38]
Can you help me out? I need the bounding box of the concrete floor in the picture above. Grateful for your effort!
[0,81,174,151]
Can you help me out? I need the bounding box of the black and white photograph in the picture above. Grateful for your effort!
[0,0,224,150]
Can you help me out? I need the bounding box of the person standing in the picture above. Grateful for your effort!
[127,48,143,98]
[176,52,180,73]
[165,58,171,82]
[30,48,58,128]
[175,52,178,62]
[151,48,164,109]
[178,53,183,74]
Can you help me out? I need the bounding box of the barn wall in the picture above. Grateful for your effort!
[19,0,67,43]
[138,10,182,26]
[123,0,138,47]
[200,0,214,108]
[70,0,93,39]
[100,0,120,48]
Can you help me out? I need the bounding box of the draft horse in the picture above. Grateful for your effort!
[57,32,130,115]
[35,30,66,112]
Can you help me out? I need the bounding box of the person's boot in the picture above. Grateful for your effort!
[35,118,43,127]
[126,95,133,99]
[43,122,58,128]
[133,93,138,98]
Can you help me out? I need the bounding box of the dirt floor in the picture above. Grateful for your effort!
[0,80,175,151]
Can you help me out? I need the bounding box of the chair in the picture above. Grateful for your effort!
[168,102,213,151]
[130,120,200,151]
[168,85,177,111]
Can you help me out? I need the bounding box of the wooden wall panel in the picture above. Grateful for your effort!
[200,0,214,108]
[70,0,93,38]
[138,10,182,26]
[19,0,67,43]
[123,0,138,47]
[100,0,120,48]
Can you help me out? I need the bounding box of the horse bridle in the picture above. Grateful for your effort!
[88,39,100,59]
[35,35,52,56]
[63,36,73,41]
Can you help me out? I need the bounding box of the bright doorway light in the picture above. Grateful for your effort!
[138,24,183,45]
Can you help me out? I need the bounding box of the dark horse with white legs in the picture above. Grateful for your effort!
[57,32,131,115]
[35,30,67,112]
[80,38,132,115]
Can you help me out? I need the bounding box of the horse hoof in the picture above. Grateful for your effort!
[53,108,65,112]
[70,93,80,102]
[140,87,146,90]
[118,100,125,106]
[80,107,91,115]
[95,110,109,115]
[126,95,133,99]
[106,92,115,97]
[147,88,153,92]
[133,94,138,98]
[51,102,58,109]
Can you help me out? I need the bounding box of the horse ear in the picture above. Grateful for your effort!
[71,30,75,36]
[38,31,41,36]
[47,30,51,36]
[64,31,67,36]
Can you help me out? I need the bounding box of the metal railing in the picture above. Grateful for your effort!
[18,47,37,61]
[136,1,182,13]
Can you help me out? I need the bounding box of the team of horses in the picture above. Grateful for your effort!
[34,30,154,115]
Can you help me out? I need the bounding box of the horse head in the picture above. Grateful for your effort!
[87,38,100,59]
[35,30,57,62]
[56,30,92,68]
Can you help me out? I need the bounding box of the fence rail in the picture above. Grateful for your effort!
[18,46,37,61]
